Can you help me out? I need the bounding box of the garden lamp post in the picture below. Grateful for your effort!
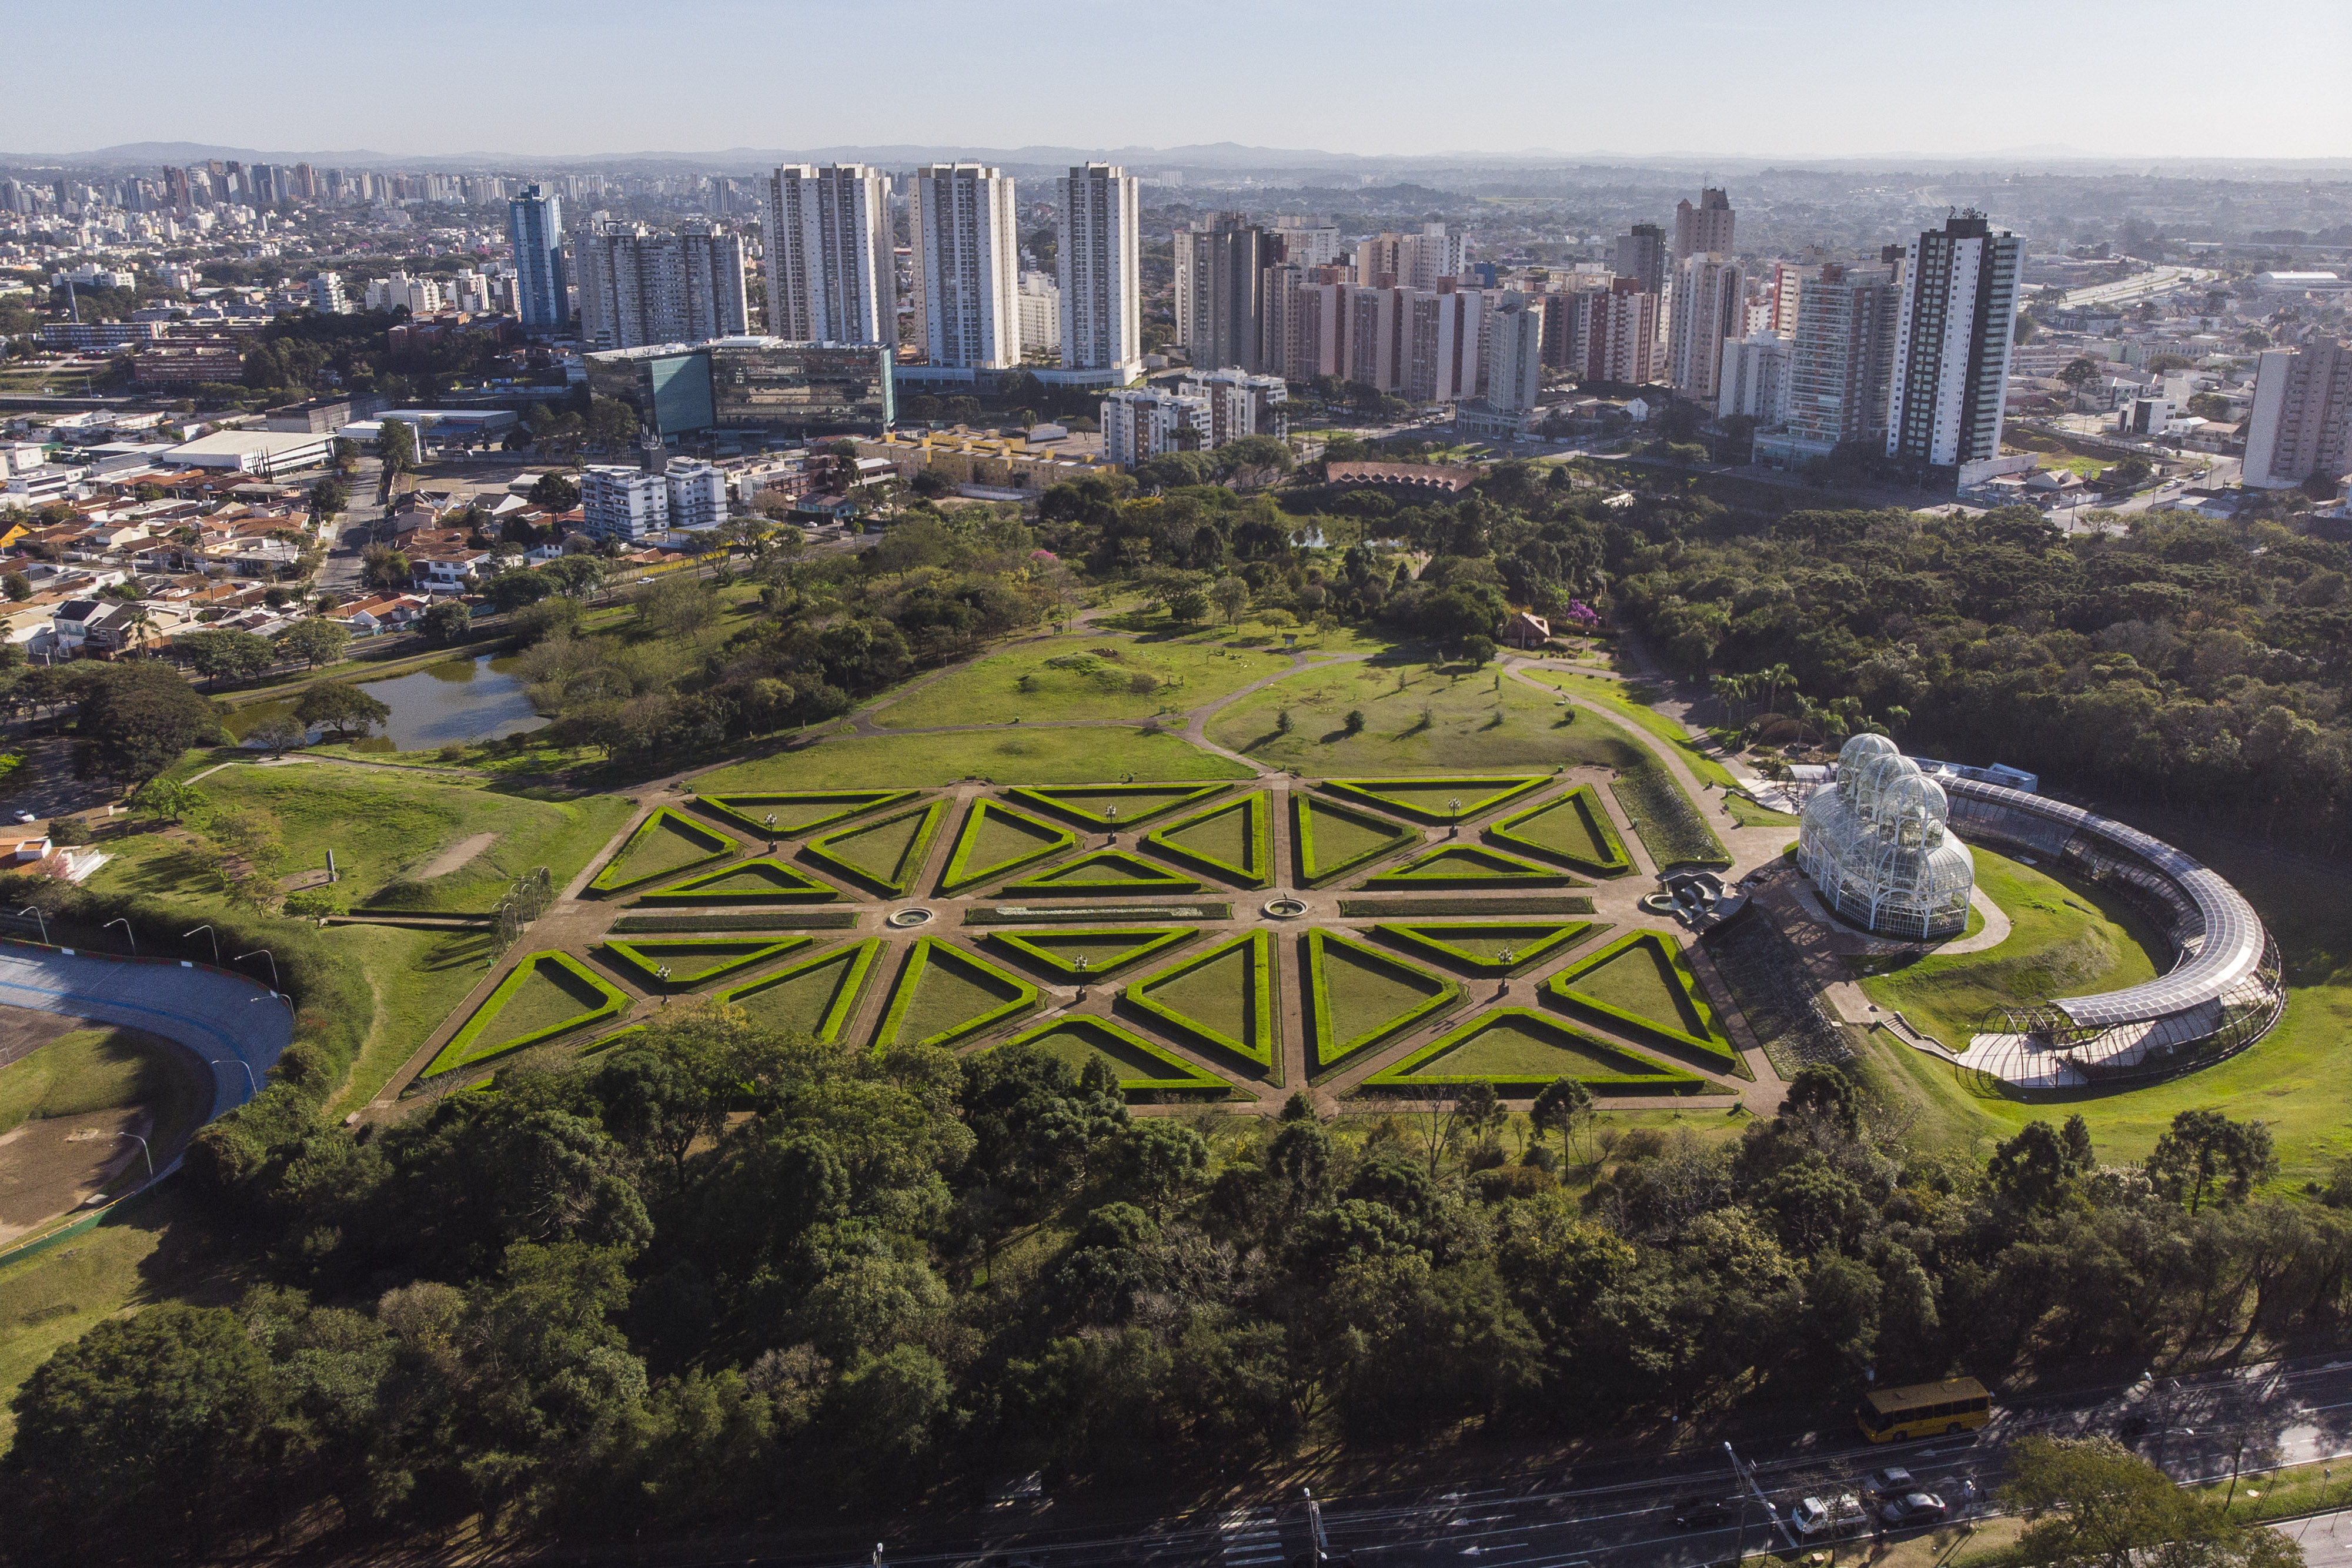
[209,1057,258,1102]
[236,949,279,989]
[185,924,219,964]
[118,1131,152,1179]
[102,917,136,955]
[17,905,45,943]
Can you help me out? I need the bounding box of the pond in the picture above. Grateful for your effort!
[225,654,549,754]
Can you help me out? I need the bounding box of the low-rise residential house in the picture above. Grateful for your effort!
[409,546,495,593]
[1496,611,1552,650]
[329,594,427,634]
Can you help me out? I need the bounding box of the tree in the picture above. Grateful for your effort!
[528,471,580,511]
[378,416,416,475]
[360,544,412,590]
[484,569,554,612]
[1459,634,1496,668]
[176,628,276,686]
[419,600,471,644]
[275,617,350,670]
[75,664,222,781]
[2,1305,282,1558]
[243,714,308,755]
[1208,575,1251,626]
[128,776,208,825]
[2146,1110,2276,1213]
[1166,586,1210,624]
[4,571,32,601]
[1531,1076,1596,1163]
[294,680,392,740]
[2057,356,2102,389]
[2001,1435,2283,1568]
[1215,434,1294,488]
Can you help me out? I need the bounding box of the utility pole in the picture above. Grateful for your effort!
[1726,1440,1796,1550]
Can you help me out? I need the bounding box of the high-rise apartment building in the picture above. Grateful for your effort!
[1780,263,1899,452]
[910,163,1021,369]
[1271,216,1343,268]
[1769,261,1815,337]
[507,183,568,332]
[1404,288,1485,403]
[2243,340,2352,490]
[1175,214,1267,373]
[1555,279,1658,385]
[1178,367,1289,445]
[308,272,348,315]
[1668,254,1744,402]
[1885,213,2022,468]
[574,222,750,350]
[1055,162,1140,377]
[1262,262,1309,383]
[1017,271,1061,357]
[1716,332,1792,423]
[1403,223,1466,290]
[1481,293,1545,414]
[1612,223,1667,299]
[1673,188,1736,261]
[764,163,894,345]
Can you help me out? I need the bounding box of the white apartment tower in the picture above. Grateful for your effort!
[574,222,750,351]
[1102,386,1211,467]
[1885,213,2022,468]
[1055,162,1141,378]
[910,163,1021,369]
[2243,340,2352,490]
[1668,254,1745,403]
[1018,271,1061,357]
[1481,292,1545,413]
[765,163,894,345]
[1716,332,1792,424]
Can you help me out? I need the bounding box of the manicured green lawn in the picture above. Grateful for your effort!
[1727,794,1800,828]
[1857,831,2352,1188]
[810,803,941,894]
[1857,845,2162,1055]
[1569,942,1709,1037]
[324,925,497,1116]
[1205,661,1652,774]
[1023,1024,1186,1082]
[93,767,634,913]
[1147,944,1254,1039]
[1490,786,1631,872]
[0,1028,208,1144]
[1314,935,1454,1071]
[938,801,1075,894]
[1295,794,1414,884]
[1409,1014,1652,1078]
[1536,670,1742,790]
[592,810,734,892]
[721,942,876,1041]
[1155,797,1251,870]
[470,964,613,1051]
[693,730,1254,792]
[878,944,1033,1048]
[871,634,1287,728]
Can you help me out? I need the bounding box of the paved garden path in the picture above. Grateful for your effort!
[361,629,1811,1124]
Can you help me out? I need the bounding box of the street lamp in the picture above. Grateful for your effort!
[118,1131,152,1179]
[185,924,219,964]
[17,905,46,943]
[235,948,279,989]
[102,917,136,955]
[208,1057,257,1102]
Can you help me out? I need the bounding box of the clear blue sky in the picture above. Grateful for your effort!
[11,0,2349,162]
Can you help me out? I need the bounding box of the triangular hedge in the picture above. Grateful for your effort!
[1372,920,1605,975]
[1305,928,1459,1075]
[1141,791,1272,888]
[873,938,1040,1049]
[987,1015,1228,1095]
[1123,930,1280,1072]
[982,925,1197,979]
[692,789,920,840]
[1292,791,1416,888]
[425,951,630,1077]
[998,849,1203,897]
[803,800,947,897]
[637,855,843,905]
[602,936,811,989]
[1544,930,1742,1075]
[1486,785,1634,876]
[1362,1007,1710,1091]
[936,799,1081,896]
[1320,775,1551,825]
[1005,782,1232,828]
[713,939,882,1042]
[1357,843,1578,889]
[589,807,737,894]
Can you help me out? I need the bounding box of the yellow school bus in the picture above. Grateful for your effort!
[1857,1376,1992,1442]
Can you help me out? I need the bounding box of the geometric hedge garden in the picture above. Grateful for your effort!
[1362,1007,1709,1092]
[1304,928,1459,1075]
[989,1014,1228,1094]
[1124,930,1281,1074]
[602,937,810,990]
[1372,920,1603,976]
[425,950,630,1077]
[1544,930,1743,1076]
[1486,785,1633,877]
[874,939,1040,1049]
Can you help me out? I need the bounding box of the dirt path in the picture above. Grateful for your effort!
[416,831,497,880]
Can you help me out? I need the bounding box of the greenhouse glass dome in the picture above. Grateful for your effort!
[1798,734,1975,939]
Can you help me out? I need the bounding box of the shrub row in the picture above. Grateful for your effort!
[961,902,1231,925]
[609,912,860,933]
[1336,896,1594,917]
[1608,761,1730,869]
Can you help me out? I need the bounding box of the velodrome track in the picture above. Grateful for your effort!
[0,941,291,1172]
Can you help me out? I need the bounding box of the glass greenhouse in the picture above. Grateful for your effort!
[1798,734,1975,940]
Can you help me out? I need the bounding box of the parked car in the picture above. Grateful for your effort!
[1791,1493,1869,1539]
[1880,1493,1949,1526]
[1864,1467,1917,1498]
[1673,1499,1732,1529]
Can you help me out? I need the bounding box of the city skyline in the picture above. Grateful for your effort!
[8,0,2349,164]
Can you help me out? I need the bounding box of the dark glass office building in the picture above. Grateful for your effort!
[584,337,893,440]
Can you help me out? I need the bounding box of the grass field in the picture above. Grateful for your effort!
[92,767,635,914]
[324,925,497,1115]
[877,942,1035,1048]
[1294,794,1415,885]
[1727,794,1800,828]
[1128,933,1278,1072]
[1489,785,1632,874]
[0,1029,208,1144]
[1406,1014,1656,1078]
[937,801,1076,894]
[640,857,841,902]
[592,810,734,892]
[1361,844,1573,888]
[1007,783,1230,827]
[1148,793,1268,884]
[1377,920,1605,975]
[871,634,1288,728]
[808,803,941,894]
[1569,942,1710,1037]
[1311,932,1455,1073]
[719,942,877,1041]
[425,954,623,1076]
[1020,1024,1185,1082]
[1204,661,1652,775]
[1535,672,1743,791]
[1853,830,2352,1188]
[693,730,1254,793]
[1857,846,2163,1054]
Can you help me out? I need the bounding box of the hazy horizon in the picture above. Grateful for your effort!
[9,0,2348,166]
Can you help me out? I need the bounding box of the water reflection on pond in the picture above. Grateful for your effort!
[226,654,547,754]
